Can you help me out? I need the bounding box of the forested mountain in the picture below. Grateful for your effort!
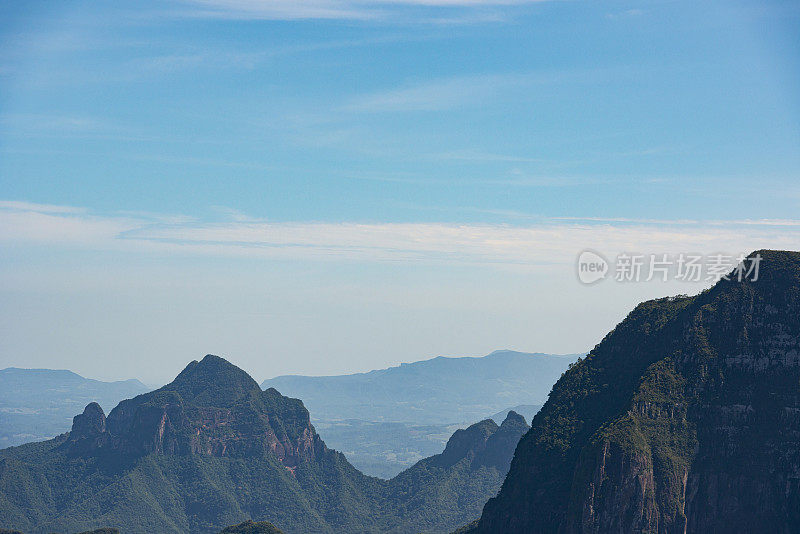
[0,351,566,479]
[466,250,800,533]
[0,368,149,447]
[0,355,527,534]
[219,520,283,533]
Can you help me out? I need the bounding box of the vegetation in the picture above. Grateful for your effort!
[0,356,529,534]
[469,251,800,533]
[219,520,283,533]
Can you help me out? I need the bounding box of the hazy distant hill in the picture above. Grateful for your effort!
[262,350,574,477]
[262,350,580,425]
[312,419,455,479]
[316,406,544,478]
[0,368,149,447]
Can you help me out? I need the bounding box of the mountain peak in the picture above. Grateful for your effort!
[472,248,800,533]
[500,410,527,428]
[477,410,530,471]
[437,419,498,467]
[734,249,800,285]
[64,355,326,464]
[170,354,261,407]
[66,402,107,454]
[72,402,106,435]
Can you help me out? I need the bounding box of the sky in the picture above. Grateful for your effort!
[0,0,799,384]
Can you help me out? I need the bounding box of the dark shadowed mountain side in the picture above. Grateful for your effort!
[0,368,149,447]
[219,520,284,533]
[385,412,529,532]
[262,350,579,425]
[463,250,800,534]
[0,355,528,534]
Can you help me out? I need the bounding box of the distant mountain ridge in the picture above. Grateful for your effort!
[263,350,580,424]
[0,368,149,447]
[0,355,529,533]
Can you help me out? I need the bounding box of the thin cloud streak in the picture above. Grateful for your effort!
[1,202,798,267]
[183,0,552,21]
[343,67,625,113]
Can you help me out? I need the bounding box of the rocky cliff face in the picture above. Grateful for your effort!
[65,355,326,470]
[471,250,800,534]
[0,354,531,533]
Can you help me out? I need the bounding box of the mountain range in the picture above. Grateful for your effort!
[262,350,573,478]
[0,351,566,480]
[465,250,800,533]
[262,350,578,425]
[5,250,799,533]
[0,355,528,533]
[0,369,149,448]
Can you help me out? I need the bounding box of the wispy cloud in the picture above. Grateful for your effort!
[182,0,551,21]
[1,201,798,268]
[344,73,520,112]
[434,149,546,163]
[605,8,644,20]
[0,200,87,214]
[343,67,620,113]
[0,114,111,135]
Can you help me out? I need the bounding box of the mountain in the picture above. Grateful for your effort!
[0,368,149,447]
[262,350,579,425]
[262,350,574,477]
[465,250,800,533]
[0,355,528,534]
[386,412,530,531]
[489,404,541,425]
[315,405,542,480]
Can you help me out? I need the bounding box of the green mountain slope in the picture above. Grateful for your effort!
[467,250,800,533]
[0,356,528,534]
[220,520,283,533]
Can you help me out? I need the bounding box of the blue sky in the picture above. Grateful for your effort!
[1,0,799,383]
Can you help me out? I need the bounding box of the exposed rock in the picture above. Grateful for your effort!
[65,355,326,470]
[470,250,800,533]
[0,353,530,534]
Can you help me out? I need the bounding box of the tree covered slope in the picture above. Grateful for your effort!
[0,356,528,534]
[467,250,800,533]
